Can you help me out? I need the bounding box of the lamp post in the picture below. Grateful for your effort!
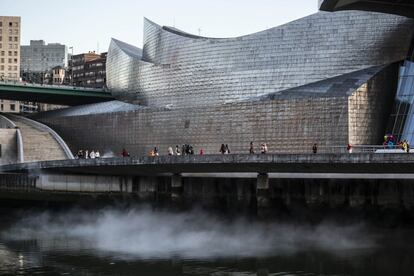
[69,46,74,86]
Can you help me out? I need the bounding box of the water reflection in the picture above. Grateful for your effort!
[0,207,413,275]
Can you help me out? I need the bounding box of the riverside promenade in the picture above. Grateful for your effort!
[0,153,414,176]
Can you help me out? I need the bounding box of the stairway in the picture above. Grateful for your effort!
[10,116,67,162]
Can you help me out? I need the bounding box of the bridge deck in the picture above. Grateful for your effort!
[1,153,414,177]
[0,82,114,105]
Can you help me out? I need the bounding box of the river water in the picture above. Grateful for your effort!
[0,207,413,276]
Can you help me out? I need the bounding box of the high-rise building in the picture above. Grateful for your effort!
[20,40,67,83]
[0,16,21,113]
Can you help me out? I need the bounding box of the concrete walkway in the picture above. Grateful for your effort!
[2,153,414,178]
[9,116,67,162]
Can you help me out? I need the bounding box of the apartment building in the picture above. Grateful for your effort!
[0,16,21,113]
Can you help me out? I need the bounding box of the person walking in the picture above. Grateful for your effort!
[90,150,96,159]
[312,143,318,154]
[347,143,352,153]
[175,145,181,156]
[200,148,205,155]
[122,148,130,157]
[168,147,174,156]
[220,144,226,154]
[261,143,268,154]
[154,147,159,156]
[95,150,100,158]
[225,144,230,154]
[249,141,255,154]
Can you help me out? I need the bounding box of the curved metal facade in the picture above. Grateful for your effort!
[107,11,414,109]
[38,10,414,155]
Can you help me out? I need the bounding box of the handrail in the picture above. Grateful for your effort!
[0,113,24,163]
[0,113,16,129]
[16,129,24,163]
[317,144,408,154]
[6,114,74,159]
[0,79,106,92]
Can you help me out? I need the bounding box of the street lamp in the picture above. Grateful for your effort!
[69,46,74,86]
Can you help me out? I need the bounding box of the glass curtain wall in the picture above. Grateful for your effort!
[388,60,414,143]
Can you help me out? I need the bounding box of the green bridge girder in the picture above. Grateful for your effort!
[0,83,114,106]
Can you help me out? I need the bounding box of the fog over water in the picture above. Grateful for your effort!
[2,208,376,260]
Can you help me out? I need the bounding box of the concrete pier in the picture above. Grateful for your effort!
[256,173,270,216]
[171,174,183,204]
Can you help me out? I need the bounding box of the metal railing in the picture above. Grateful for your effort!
[310,145,407,154]
[0,79,106,92]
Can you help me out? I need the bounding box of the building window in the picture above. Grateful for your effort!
[0,22,2,27]
[13,37,17,42]
[8,22,12,27]
[0,58,3,63]
[8,58,11,63]
[0,65,3,70]
[10,104,15,111]
[13,58,17,63]
[0,44,2,49]
[8,51,11,56]
[0,104,3,111]
[13,51,17,56]
[14,30,18,35]
[0,36,2,40]
[8,37,12,42]
[13,66,17,71]
[8,29,12,35]
[0,51,3,56]
[14,22,18,27]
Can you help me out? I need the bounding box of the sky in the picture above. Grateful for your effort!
[2,0,318,55]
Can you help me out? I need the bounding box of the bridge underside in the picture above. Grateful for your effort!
[320,0,414,18]
[0,85,114,106]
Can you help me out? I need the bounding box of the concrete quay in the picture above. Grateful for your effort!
[1,153,414,222]
[1,153,414,176]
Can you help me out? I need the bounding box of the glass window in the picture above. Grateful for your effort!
[8,22,12,27]
[10,104,15,111]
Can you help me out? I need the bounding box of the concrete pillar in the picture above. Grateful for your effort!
[171,174,183,204]
[256,173,270,217]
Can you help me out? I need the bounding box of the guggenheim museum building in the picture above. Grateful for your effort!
[35,0,414,155]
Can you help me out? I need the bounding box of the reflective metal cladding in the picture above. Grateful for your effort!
[38,10,414,155]
[107,12,413,109]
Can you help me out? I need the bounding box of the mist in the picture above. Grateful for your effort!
[1,208,376,259]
